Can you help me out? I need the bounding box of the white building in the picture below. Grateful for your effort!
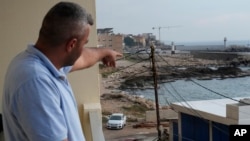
[170,97,250,141]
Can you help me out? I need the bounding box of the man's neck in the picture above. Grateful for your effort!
[35,41,63,70]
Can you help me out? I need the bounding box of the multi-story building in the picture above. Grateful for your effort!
[134,35,146,47]
[97,28,123,54]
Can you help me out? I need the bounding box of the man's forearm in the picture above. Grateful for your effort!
[71,47,119,72]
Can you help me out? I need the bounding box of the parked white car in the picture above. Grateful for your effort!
[106,113,126,129]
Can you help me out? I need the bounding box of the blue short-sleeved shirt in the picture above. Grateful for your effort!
[2,45,85,141]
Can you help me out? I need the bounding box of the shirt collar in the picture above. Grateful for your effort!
[26,45,66,79]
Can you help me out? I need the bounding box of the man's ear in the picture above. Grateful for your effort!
[66,38,77,52]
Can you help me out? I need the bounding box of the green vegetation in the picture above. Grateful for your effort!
[102,110,112,115]
[124,36,136,47]
[99,64,117,78]
[101,71,114,78]
[102,116,109,123]
[124,54,149,63]
[122,104,149,118]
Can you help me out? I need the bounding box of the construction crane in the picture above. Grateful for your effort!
[152,25,181,46]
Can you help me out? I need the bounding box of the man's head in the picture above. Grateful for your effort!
[39,2,93,46]
[36,2,93,67]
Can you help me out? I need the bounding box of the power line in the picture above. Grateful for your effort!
[158,69,250,123]
[104,63,151,85]
[152,54,248,138]
[167,82,230,136]
[189,79,250,105]
[103,46,249,139]
[104,56,151,83]
[156,53,250,105]
[153,49,224,141]
[157,80,230,140]
[116,49,149,61]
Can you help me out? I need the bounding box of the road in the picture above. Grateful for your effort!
[103,122,158,141]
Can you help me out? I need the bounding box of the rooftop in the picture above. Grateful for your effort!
[171,97,250,125]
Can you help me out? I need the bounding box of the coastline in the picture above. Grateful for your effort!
[100,53,250,140]
[100,54,250,115]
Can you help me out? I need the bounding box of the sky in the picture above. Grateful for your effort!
[96,0,250,43]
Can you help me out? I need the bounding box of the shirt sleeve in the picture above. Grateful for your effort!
[12,74,67,141]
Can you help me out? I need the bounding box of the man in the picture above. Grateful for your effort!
[2,2,122,141]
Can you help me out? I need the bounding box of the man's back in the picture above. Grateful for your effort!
[2,46,85,141]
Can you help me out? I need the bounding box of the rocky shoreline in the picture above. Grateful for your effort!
[101,53,250,140]
[100,54,250,120]
[119,66,250,90]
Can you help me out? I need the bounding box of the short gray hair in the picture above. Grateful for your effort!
[39,2,93,46]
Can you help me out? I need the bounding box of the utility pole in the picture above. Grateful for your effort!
[152,25,181,46]
[150,42,161,140]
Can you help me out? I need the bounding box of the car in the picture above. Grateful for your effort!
[106,113,126,129]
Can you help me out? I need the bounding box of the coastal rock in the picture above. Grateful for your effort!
[120,66,247,90]
[101,93,155,109]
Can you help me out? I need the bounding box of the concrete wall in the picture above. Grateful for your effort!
[0,1,101,141]
[191,51,239,61]
[146,109,178,122]
[226,103,250,124]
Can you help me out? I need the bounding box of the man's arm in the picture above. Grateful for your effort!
[70,47,122,72]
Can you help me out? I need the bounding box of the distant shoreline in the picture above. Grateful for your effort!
[164,39,250,46]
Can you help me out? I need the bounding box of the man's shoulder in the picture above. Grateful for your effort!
[10,53,47,75]
[6,52,51,87]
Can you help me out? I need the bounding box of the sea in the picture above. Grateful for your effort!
[127,39,250,105]
[164,40,250,51]
[127,76,250,105]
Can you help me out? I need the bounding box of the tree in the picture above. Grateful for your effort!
[124,36,135,47]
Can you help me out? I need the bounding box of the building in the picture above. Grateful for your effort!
[1,1,104,141]
[134,35,146,47]
[141,33,156,46]
[169,97,250,141]
[97,28,123,54]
